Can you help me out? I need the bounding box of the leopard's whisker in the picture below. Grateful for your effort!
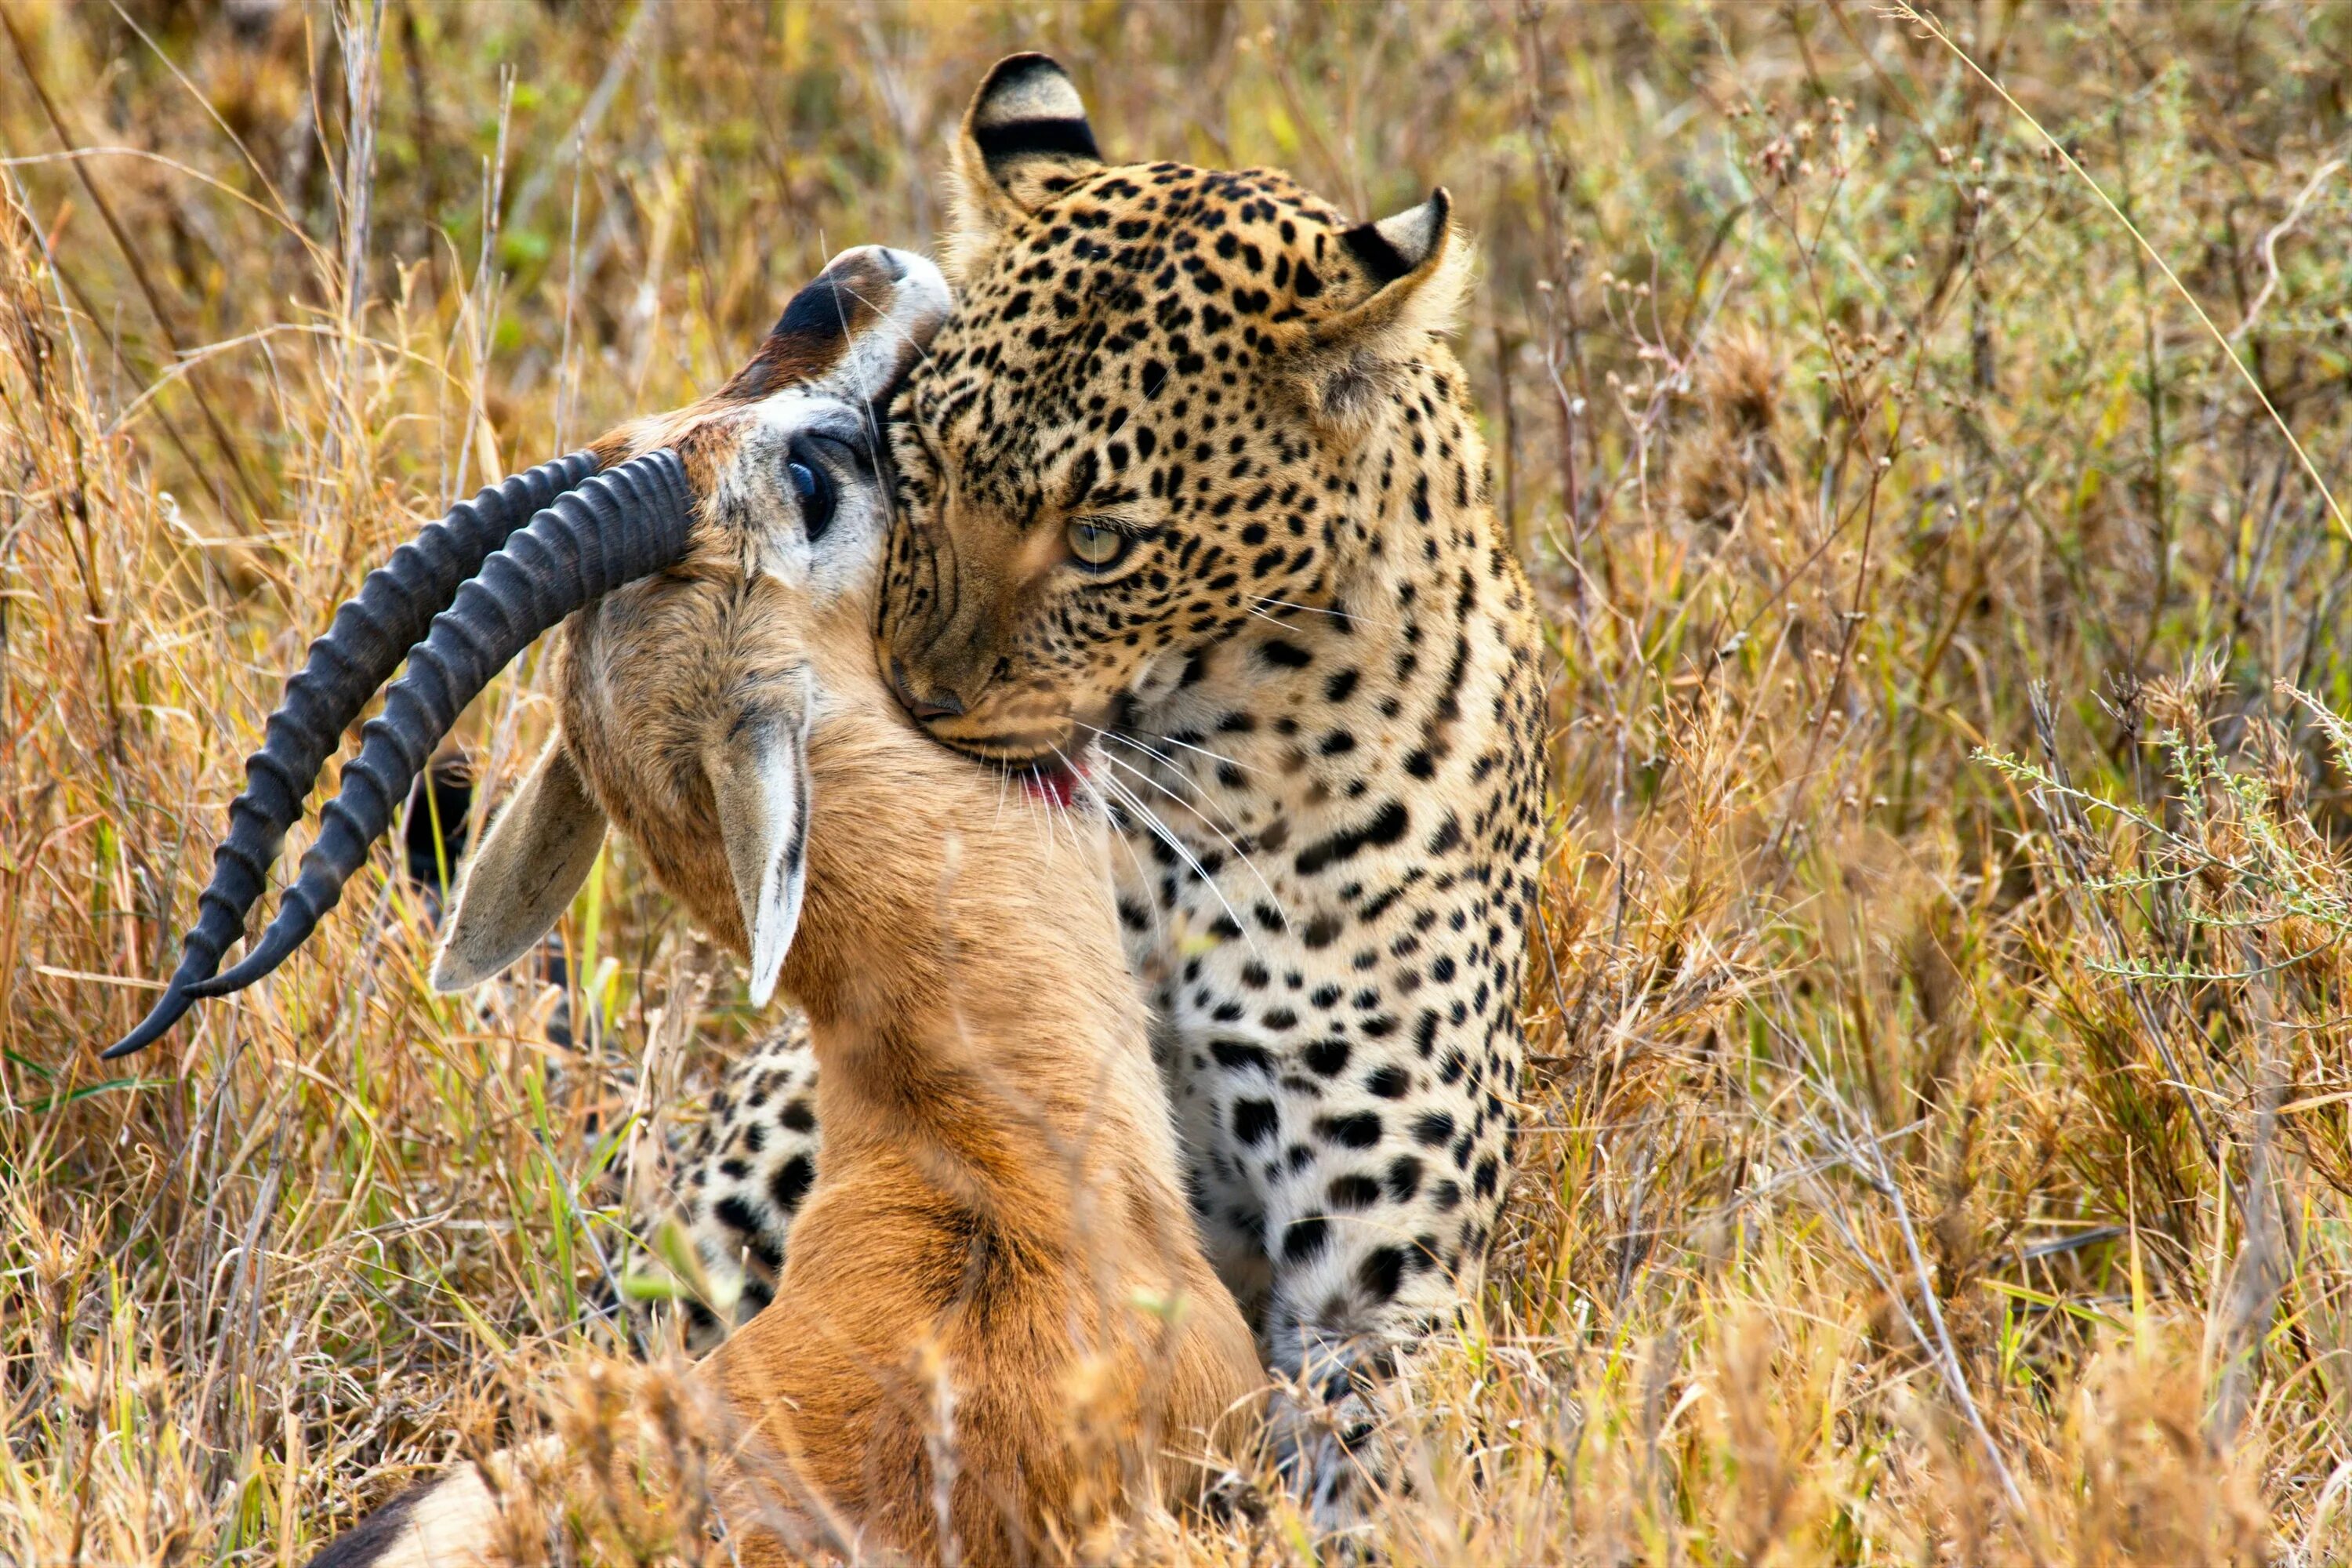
[1086,735,1284,912]
[1048,742,1101,862]
[1093,746,1288,928]
[1133,727,1256,777]
[1248,593,1399,633]
[1076,718,1255,785]
[1090,766,1264,956]
[1034,746,1076,858]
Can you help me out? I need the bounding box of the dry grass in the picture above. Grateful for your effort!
[5,1,2352,1562]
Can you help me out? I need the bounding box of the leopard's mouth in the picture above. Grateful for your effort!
[921,728,1070,767]
[917,713,1103,773]
[965,739,1098,808]
[910,722,1094,804]
[1011,757,1086,807]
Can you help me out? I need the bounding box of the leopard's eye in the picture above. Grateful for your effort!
[1067,519,1129,569]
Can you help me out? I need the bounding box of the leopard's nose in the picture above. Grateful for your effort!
[889,658,965,723]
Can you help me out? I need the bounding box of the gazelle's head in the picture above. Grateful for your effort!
[107,246,949,1056]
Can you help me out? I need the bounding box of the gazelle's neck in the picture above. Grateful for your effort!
[779,608,1181,1237]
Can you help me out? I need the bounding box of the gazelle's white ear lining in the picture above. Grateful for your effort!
[743,740,809,1007]
[707,677,815,1007]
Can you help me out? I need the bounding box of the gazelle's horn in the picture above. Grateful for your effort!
[104,449,691,1057]
[107,452,596,1058]
[183,450,695,1004]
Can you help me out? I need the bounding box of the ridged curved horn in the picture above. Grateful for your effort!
[184,449,695,1006]
[104,452,598,1059]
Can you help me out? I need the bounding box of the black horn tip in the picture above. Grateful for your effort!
[102,985,198,1058]
[187,920,307,999]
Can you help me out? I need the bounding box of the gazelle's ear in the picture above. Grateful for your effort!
[946,53,1102,274]
[1293,189,1472,431]
[433,740,606,993]
[705,693,813,1007]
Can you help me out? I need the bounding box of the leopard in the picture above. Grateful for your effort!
[676,53,1549,1530]
[667,1012,818,1345]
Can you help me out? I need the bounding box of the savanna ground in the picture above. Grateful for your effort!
[4,2,2352,1562]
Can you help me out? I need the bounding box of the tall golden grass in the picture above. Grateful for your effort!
[4,2,2351,1561]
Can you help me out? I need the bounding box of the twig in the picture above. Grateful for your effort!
[1885,2,2348,538]
[2231,158,2343,345]
[0,6,272,520]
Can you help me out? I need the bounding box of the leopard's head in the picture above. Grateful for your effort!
[877,53,1474,768]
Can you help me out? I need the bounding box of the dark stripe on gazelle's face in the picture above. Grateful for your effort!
[715,246,931,407]
[659,246,949,541]
[591,246,945,484]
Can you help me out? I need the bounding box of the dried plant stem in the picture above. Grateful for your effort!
[1888,0,2348,539]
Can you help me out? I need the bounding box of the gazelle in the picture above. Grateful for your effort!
[115,246,1261,1566]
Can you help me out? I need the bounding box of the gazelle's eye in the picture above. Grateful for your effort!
[786,445,837,540]
[1067,519,1129,569]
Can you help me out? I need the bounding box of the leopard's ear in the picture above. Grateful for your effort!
[946,53,1102,276]
[1293,189,1473,432]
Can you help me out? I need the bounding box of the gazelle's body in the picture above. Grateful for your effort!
[272,247,1258,1566]
[702,646,1253,1559]
[557,498,1260,1560]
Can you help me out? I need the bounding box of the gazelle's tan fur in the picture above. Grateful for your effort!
[310,248,1260,1567]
